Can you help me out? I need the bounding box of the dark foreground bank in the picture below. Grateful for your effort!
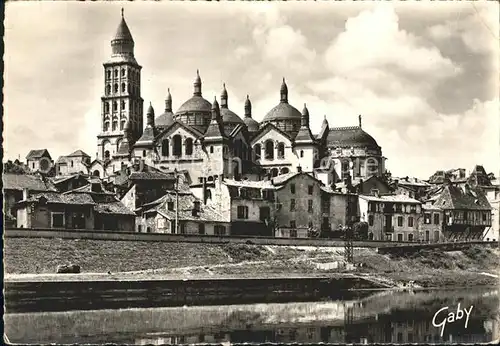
[4,275,383,313]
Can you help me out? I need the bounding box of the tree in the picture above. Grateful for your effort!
[353,221,369,240]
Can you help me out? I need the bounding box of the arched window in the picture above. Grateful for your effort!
[114,84,118,93]
[112,121,118,131]
[121,83,126,92]
[185,138,193,155]
[113,101,117,112]
[120,120,126,130]
[121,68,125,77]
[106,70,111,79]
[105,85,111,95]
[208,176,214,182]
[93,170,100,177]
[142,150,146,157]
[300,150,304,158]
[104,150,110,159]
[114,69,118,77]
[104,121,110,132]
[121,100,125,110]
[277,142,285,158]
[265,140,274,160]
[127,83,131,93]
[104,103,109,113]
[173,135,182,156]
[254,144,261,159]
[161,139,169,157]
[271,168,279,177]
[281,167,290,174]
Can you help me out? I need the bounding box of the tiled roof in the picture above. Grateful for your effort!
[144,192,226,222]
[270,172,299,185]
[155,111,175,128]
[69,183,115,195]
[26,149,51,160]
[243,116,259,132]
[3,173,56,191]
[359,194,421,204]
[135,126,156,146]
[436,185,491,211]
[129,171,176,180]
[294,126,316,143]
[67,150,90,157]
[114,16,134,41]
[20,192,95,205]
[94,201,135,216]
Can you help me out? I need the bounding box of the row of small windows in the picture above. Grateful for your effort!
[105,83,139,96]
[265,167,290,178]
[104,120,127,132]
[367,215,415,227]
[105,68,140,80]
[254,141,304,160]
[104,100,141,114]
[161,136,194,157]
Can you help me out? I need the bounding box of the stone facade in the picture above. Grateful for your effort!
[419,204,444,242]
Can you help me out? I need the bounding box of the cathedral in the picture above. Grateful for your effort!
[90,11,386,186]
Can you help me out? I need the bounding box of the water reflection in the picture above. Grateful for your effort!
[4,287,499,344]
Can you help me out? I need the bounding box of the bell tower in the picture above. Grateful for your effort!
[97,9,143,161]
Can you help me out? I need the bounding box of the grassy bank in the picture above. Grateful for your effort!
[4,238,499,287]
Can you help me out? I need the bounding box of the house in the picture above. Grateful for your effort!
[191,175,276,236]
[49,173,92,193]
[319,187,359,238]
[392,176,431,200]
[431,181,492,241]
[136,191,229,235]
[118,165,187,212]
[26,149,53,173]
[13,182,135,231]
[358,193,422,241]
[55,150,91,175]
[272,170,325,238]
[419,204,444,242]
[2,173,57,227]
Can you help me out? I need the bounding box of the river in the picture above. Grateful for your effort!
[4,287,499,344]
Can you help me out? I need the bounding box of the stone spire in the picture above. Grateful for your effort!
[111,8,135,59]
[221,83,228,109]
[301,103,309,128]
[194,69,202,96]
[280,78,288,103]
[203,97,226,141]
[165,88,172,112]
[244,95,252,118]
[294,103,315,144]
[146,102,155,127]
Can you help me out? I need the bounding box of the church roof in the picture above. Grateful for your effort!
[221,108,244,126]
[176,95,212,115]
[113,15,134,42]
[326,126,380,149]
[135,126,156,147]
[244,116,259,132]
[155,111,175,128]
[294,127,316,143]
[262,102,302,122]
[26,149,51,160]
[67,150,90,158]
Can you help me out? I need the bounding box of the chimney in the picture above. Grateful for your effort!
[202,177,208,205]
[22,188,29,201]
[192,200,201,216]
[297,166,302,173]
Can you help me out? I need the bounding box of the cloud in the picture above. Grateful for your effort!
[324,5,460,80]
[427,3,499,55]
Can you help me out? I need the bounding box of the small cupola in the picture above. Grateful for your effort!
[280,77,288,103]
[194,69,202,96]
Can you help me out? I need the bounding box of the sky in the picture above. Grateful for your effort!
[4,1,499,179]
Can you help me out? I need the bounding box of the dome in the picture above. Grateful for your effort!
[244,117,259,132]
[326,126,380,149]
[262,102,302,122]
[221,108,244,126]
[155,111,174,128]
[175,95,212,115]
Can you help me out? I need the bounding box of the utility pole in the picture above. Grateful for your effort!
[174,168,179,234]
[344,193,354,264]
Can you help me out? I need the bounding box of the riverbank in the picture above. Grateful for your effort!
[4,238,499,288]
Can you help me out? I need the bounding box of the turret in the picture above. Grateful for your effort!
[280,77,288,103]
[221,83,228,109]
[165,88,172,112]
[194,69,202,96]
